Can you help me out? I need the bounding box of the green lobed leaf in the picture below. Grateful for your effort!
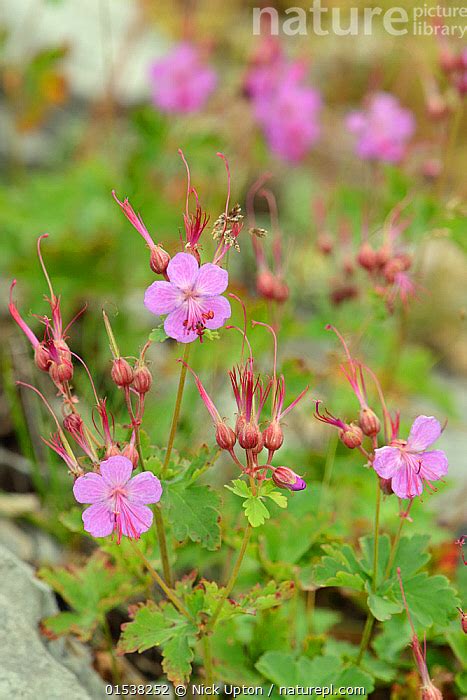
[243,496,270,527]
[149,325,169,343]
[118,601,197,685]
[163,483,221,550]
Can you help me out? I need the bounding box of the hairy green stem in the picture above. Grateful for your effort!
[129,540,193,621]
[162,344,191,477]
[356,477,381,664]
[202,634,214,686]
[207,525,252,633]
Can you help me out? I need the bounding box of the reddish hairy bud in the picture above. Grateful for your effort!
[105,444,121,458]
[34,342,51,372]
[63,413,84,433]
[316,232,333,255]
[273,279,289,303]
[122,442,139,468]
[379,477,393,495]
[238,421,261,450]
[150,245,170,275]
[263,420,284,452]
[215,422,236,451]
[421,686,443,700]
[338,423,363,449]
[272,466,306,491]
[357,242,378,271]
[375,244,391,268]
[256,269,276,300]
[330,283,358,305]
[359,407,381,437]
[49,361,73,384]
[111,358,134,387]
[384,254,412,283]
[133,365,152,394]
[251,431,264,455]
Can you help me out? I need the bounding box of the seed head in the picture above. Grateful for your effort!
[263,420,284,452]
[339,423,364,449]
[111,358,134,388]
[150,245,170,275]
[359,407,381,436]
[34,342,51,372]
[215,422,237,451]
[133,364,152,394]
[357,242,378,271]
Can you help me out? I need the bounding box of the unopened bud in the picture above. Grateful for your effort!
[273,279,289,304]
[63,413,84,434]
[263,420,284,452]
[238,421,261,450]
[150,245,170,275]
[379,477,393,495]
[215,422,236,451]
[133,365,152,394]
[338,423,363,449]
[256,269,276,300]
[111,358,134,387]
[34,342,51,372]
[122,443,139,468]
[359,407,381,437]
[316,232,333,255]
[357,242,378,271]
[49,361,73,384]
[421,684,443,700]
[272,466,306,492]
[105,444,121,458]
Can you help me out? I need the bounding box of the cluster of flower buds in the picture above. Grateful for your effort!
[183,308,308,492]
[313,198,416,312]
[8,237,156,478]
[247,175,289,305]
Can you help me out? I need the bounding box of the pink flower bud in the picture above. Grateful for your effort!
[150,245,170,275]
[359,407,381,437]
[272,466,306,491]
[34,342,51,372]
[238,421,262,450]
[263,420,284,452]
[122,442,139,468]
[111,358,134,387]
[357,242,378,271]
[215,422,237,451]
[49,361,73,384]
[133,365,152,394]
[273,279,289,304]
[256,269,276,300]
[338,423,363,449]
[316,232,333,255]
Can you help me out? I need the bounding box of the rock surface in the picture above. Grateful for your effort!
[0,544,105,699]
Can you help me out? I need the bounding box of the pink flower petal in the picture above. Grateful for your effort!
[164,303,198,343]
[82,502,115,537]
[144,281,182,315]
[407,415,442,451]
[194,264,228,296]
[391,459,423,499]
[127,472,163,505]
[419,450,448,481]
[100,456,133,487]
[73,472,106,504]
[373,446,404,479]
[166,252,199,290]
[119,502,153,537]
[199,295,231,329]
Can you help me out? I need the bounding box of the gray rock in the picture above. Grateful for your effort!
[0,544,105,699]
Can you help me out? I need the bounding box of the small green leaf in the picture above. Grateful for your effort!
[149,325,169,343]
[225,479,251,498]
[263,490,288,508]
[244,496,270,527]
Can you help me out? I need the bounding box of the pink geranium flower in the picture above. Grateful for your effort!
[346,92,415,163]
[149,42,217,114]
[144,252,231,343]
[73,456,162,543]
[373,415,448,499]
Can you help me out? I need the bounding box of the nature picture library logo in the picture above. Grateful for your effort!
[252,2,467,38]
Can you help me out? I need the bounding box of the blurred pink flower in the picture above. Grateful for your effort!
[346,92,415,163]
[144,252,231,343]
[73,456,162,543]
[149,42,217,114]
[255,77,321,163]
[373,415,448,499]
